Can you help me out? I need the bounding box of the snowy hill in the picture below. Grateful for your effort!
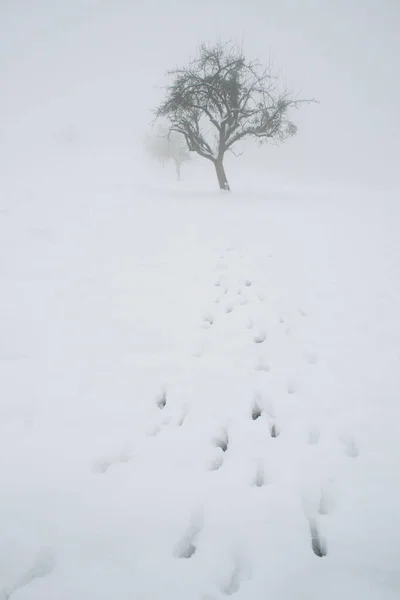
[0,147,399,599]
[1,0,400,597]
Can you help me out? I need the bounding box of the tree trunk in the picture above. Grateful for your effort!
[214,158,230,191]
[175,160,181,181]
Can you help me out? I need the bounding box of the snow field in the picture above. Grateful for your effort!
[0,158,399,598]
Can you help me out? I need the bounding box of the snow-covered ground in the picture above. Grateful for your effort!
[1,147,400,599]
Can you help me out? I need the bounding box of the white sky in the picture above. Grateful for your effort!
[1,0,399,186]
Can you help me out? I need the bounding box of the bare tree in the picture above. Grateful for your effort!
[145,125,190,181]
[155,42,315,191]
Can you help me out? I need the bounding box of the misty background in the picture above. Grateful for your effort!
[1,0,399,190]
[1,4,400,596]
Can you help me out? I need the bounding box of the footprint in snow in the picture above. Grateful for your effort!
[214,430,229,452]
[219,558,249,596]
[299,308,308,317]
[209,451,224,471]
[202,314,214,328]
[177,405,189,427]
[308,518,327,557]
[255,357,270,372]
[287,382,296,395]
[251,399,263,420]
[118,445,134,463]
[244,279,252,287]
[253,331,267,344]
[91,457,113,474]
[318,487,334,516]
[269,422,280,438]
[175,538,196,559]
[174,513,203,559]
[253,461,266,487]
[221,567,242,595]
[0,547,57,599]
[246,319,254,330]
[308,428,320,445]
[91,447,133,474]
[225,304,234,314]
[340,435,359,458]
[239,296,248,306]
[305,351,318,365]
[147,423,161,436]
[156,388,167,409]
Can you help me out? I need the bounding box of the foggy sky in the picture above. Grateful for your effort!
[1,0,399,187]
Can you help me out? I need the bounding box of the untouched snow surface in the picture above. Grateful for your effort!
[0,152,400,599]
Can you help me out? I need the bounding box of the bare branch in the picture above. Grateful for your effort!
[154,41,316,189]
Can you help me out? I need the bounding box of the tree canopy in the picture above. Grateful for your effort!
[145,125,190,180]
[155,42,314,191]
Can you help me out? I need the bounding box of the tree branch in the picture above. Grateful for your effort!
[155,41,316,174]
